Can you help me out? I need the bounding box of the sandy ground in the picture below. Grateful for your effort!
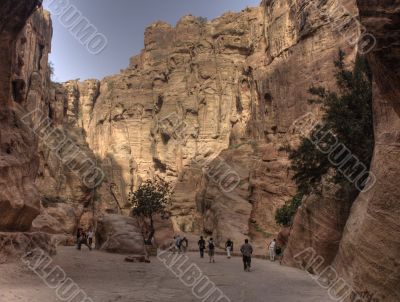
[0,247,332,302]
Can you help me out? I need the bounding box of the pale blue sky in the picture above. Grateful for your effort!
[44,0,261,82]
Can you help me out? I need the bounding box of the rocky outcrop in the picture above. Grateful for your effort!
[0,232,56,263]
[0,1,58,261]
[281,179,353,270]
[331,1,400,301]
[96,214,145,254]
[0,0,45,231]
[64,0,361,250]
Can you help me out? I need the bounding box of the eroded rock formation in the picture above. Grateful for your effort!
[0,0,46,231]
[96,214,145,254]
[331,1,400,301]
[63,0,361,250]
[0,0,57,259]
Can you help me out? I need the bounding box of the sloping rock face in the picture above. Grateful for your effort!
[66,0,360,249]
[0,0,56,260]
[0,232,56,263]
[332,1,400,301]
[5,5,107,237]
[96,214,145,254]
[0,1,46,231]
[281,179,353,269]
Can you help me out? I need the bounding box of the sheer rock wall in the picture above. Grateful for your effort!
[65,0,360,250]
[332,1,400,301]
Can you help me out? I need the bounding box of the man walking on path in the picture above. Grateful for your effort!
[175,235,182,253]
[268,239,276,261]
[240,239,253,272]
[87,228,94,248]
[76,228,83,250]
[208,238,215,263]
[198,236,206,258]
[225,239,233,259]
[181,237,188,253]
[78,230,92,251]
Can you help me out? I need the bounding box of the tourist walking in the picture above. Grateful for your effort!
[181,237,188,253]
[208,238,215,263]
[78,230,92,251]
[198,236,206,258]
[268,239,276,261]
[175,235,182,253]
[87,228,94,248]
[240,239,253,272]
[225,239,233,259]
[76,228,83,250]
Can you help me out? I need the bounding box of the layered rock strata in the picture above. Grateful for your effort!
[64,0,360,250]
[0,0,57,259]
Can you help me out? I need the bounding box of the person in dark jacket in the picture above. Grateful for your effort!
[78,230,92,251]
[198,236,206,258]
[76,228,83,250]
[240,239,253,271]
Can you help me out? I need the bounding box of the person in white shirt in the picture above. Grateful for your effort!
[268,239,276,261]
[87,229,94,248]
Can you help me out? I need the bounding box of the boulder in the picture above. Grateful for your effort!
[96,214,145,254]
[0,232,56,263]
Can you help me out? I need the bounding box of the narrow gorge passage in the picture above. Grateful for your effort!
[0,0,399,302]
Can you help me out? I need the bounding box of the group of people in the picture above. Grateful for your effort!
[76,228,94,251]
[172,235,189,253]
[196,236,279,271]
[197,236,218,262]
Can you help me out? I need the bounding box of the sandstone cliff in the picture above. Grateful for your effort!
[332,1,400,301]
[0,0,56,258]
[60,0,361,251]
[1,0,399,300]
[0,0,45,231]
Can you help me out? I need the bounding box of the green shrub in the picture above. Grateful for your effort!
[275,50,374,226]
[290,50,374,195]
[275,194,303,227]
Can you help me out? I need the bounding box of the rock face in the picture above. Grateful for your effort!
[0,0,45,231]
[96,214,145,254]
[65,0,360,250]
[0,232,56,263]
[1,0,399,299]
[281,179,353,270]
[331,1,400,301]
[0,1,57,260]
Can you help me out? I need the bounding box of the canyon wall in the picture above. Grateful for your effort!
[0,0,47,231]
[332,1,400,301]
[1,1,398,299]
[280,1,400,301]
[0,0,56,258]
[62,0,360,250]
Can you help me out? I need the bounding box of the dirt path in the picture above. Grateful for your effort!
[0,247,331,302]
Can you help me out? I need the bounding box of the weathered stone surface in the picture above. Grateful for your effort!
[63,0,360,252]
[281,179,353,271]
[96,214,145,254]
[0,232,56,263]
[0,1,46,231]
[331,1,400,301]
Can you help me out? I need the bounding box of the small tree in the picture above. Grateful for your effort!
[290,50,373,195]
[275,194,303,227]
[128,179,172,244]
